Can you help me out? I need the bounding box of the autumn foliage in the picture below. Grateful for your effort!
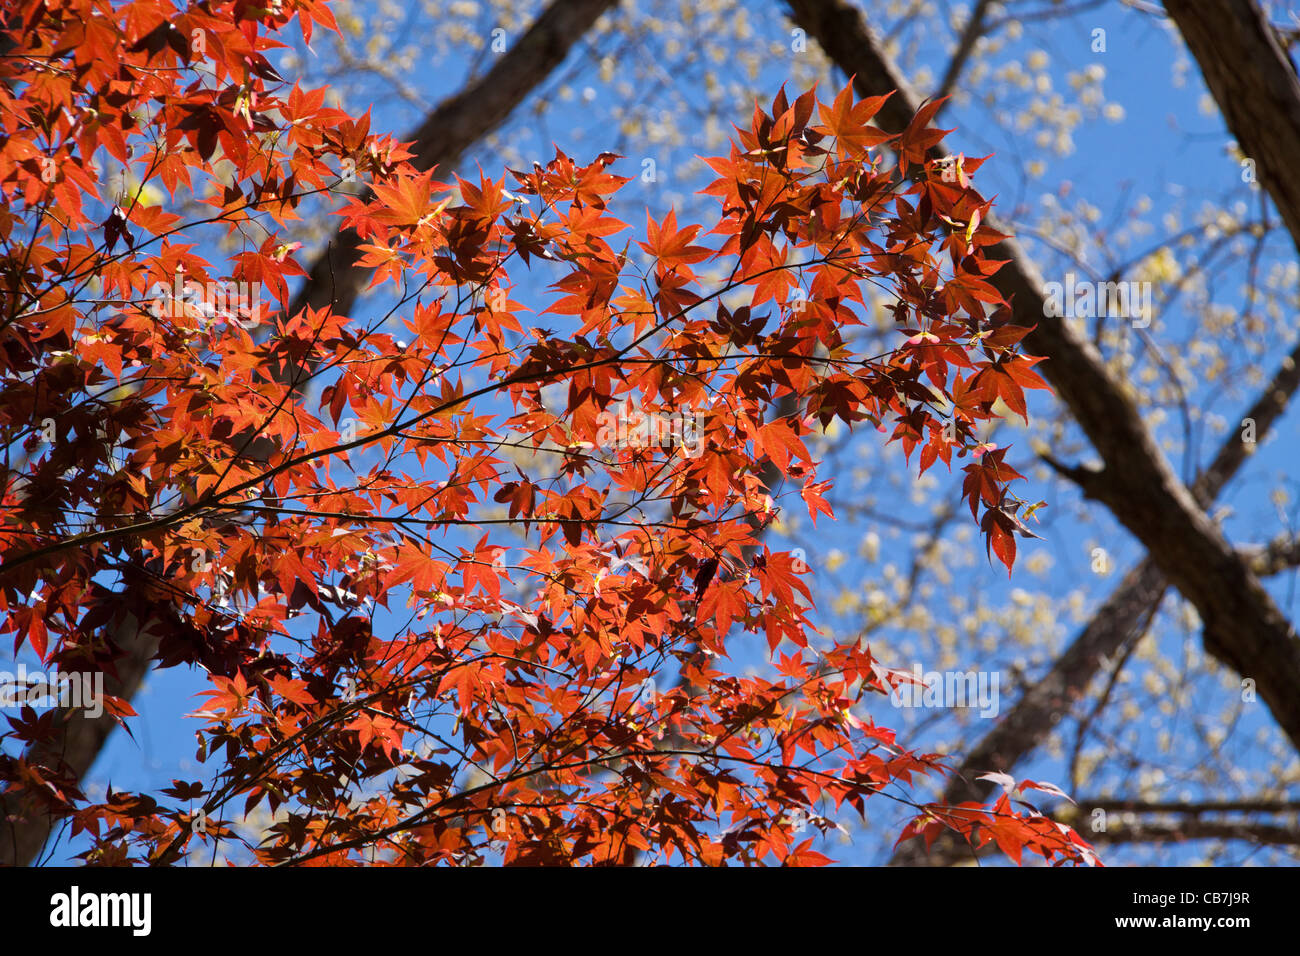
[0,0,1094,865]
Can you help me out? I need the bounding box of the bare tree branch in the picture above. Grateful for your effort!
[1068,820,1300,847]
[1243,532,1300,576]
[933,0,996,112]
[1077,798,1300,814]
[1061,798,1300,848]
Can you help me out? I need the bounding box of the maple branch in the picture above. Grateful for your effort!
[616,398,795,866]
[0,0,620,868]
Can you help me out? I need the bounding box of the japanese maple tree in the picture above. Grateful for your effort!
[0,0,1094,866]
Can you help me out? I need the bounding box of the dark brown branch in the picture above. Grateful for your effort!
[1077,798,1300,814]
[933,0,996,112]
[1062,798,1300,847]
[1073,820,1300,847]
